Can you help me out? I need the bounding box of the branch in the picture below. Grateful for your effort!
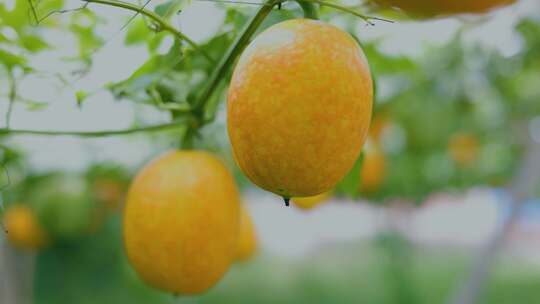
[0,122,184,137]
[194,0,275,5]
[448,137,540,304]
[81,0,215,63]
[304,0,393,25]
[27,1,89,26]
[194,0,281,115]
[4,71,16,129]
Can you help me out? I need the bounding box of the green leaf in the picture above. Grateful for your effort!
[0,0,31,32]
[125,18,152,45]
[154,0,189,18]
[0,48,27,70]
[20,35,50,53]
[76,90,89,108]
[69,10,103,60]
[147,32,167,53]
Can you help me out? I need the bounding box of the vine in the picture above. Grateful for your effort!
[2,0,388,141]
[0,122,184,137]
[81,0,215,63]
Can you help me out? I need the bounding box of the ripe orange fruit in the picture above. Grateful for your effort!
[124,151,241,294]
[360,142,386,193]
[448,133,479,167]
[372,0,515,16]
[236,205,257,262]
[292,192,332,210]
[228,19,373,199]
[3,205,48,250]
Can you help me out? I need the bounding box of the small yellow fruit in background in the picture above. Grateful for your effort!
[124,151,241,295]
[369,115,390,142]
[360,142,386,193]
[228,19,373,199]
[448,133,479,167]
[3,205,48,251]
[236,205,258,262]
[292,192,332,210]
[371,0,515,16]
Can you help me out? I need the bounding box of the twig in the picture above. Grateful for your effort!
[81,0,215,63]
[448,138,540,304]
[117,0,153,34]
[27,0,89,26]
[0,122,185,137]
[194,0,277,5]
[5,71,16,129]
[304,0,393,25]
[194,0,281,114]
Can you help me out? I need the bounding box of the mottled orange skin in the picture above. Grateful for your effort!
[236,205,257,262]
[292,191,332,210]
[123,151,241,295]
[228,19,373,198]
[3,205,48,251]
[360,143,386,193]
[372,0,515,16]
[448,133,479,167]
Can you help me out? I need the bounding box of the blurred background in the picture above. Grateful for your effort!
[1,0,540,303]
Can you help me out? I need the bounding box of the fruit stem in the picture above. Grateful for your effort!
[283,197,290,207]
[297,1,319,19]
[194,0,281,116]
[180,127,196,150]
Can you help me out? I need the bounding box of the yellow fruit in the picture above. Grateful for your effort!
[360,142,386,193]
[124,151,241,294]
[448,133,479,167]
[3,205,48,250]
[228,19,373,198]
[372,0,515,16]
[292,192,332,210]
[236,205,258,262]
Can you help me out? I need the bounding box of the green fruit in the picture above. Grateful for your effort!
[29,174,96,240]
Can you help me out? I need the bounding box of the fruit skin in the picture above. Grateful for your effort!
[3,205,48,250]
[124,151,241,294]
[236,205,258,262]
[448,133,479,167]
[228,19,373,198]
[360,142,386,193]
[372,0,515,16]
[292,192,332,210]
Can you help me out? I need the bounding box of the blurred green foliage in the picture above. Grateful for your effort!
[1,1,540,303]
[32,215,540,304]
